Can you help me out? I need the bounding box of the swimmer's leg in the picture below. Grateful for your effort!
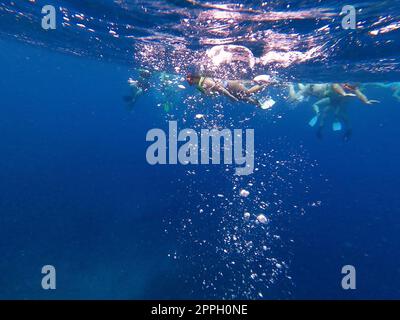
[374,82,394,89]
[298,83,308,91]
[243,97,262,107]
[288,84,298,102]
[336,106,352,141]
[312,98,331,139]
[228,82,263,97]
[310,98,329,124]
[332,105,343,131]
[247,84,265,94]
[393,89,400,102]
[332,84,356,97]
[215,83,240,102]
[288,83,306,103]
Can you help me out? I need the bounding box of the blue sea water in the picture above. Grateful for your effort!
[1,0,400,299]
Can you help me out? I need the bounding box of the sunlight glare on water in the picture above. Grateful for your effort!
[1,0,400,81]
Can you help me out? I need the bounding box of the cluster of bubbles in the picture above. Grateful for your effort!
[159,85,321,298]
[167,144,318,298]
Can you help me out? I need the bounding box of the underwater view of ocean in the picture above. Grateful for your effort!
[1,0,400,300]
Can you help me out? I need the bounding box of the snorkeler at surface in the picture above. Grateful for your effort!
[290,83,379,140]
[124,68,152,109]
[361,82,400,102]
[186,74,275,109]
[342,83,380,105]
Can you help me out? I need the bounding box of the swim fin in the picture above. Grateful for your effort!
[308,115,318,127]
[163,102,172,112]
[332,121,342,131]
[260,98,276,110]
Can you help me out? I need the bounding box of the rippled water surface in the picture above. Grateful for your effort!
[2,0,400,81]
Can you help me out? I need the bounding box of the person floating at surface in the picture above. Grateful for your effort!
[361,82,400,103]
[341,83,380,105]
[287,83,315,103]
[289,83,357,102]
[291,83,379,141]
[186,74,276,109]
[124,68,152,110]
